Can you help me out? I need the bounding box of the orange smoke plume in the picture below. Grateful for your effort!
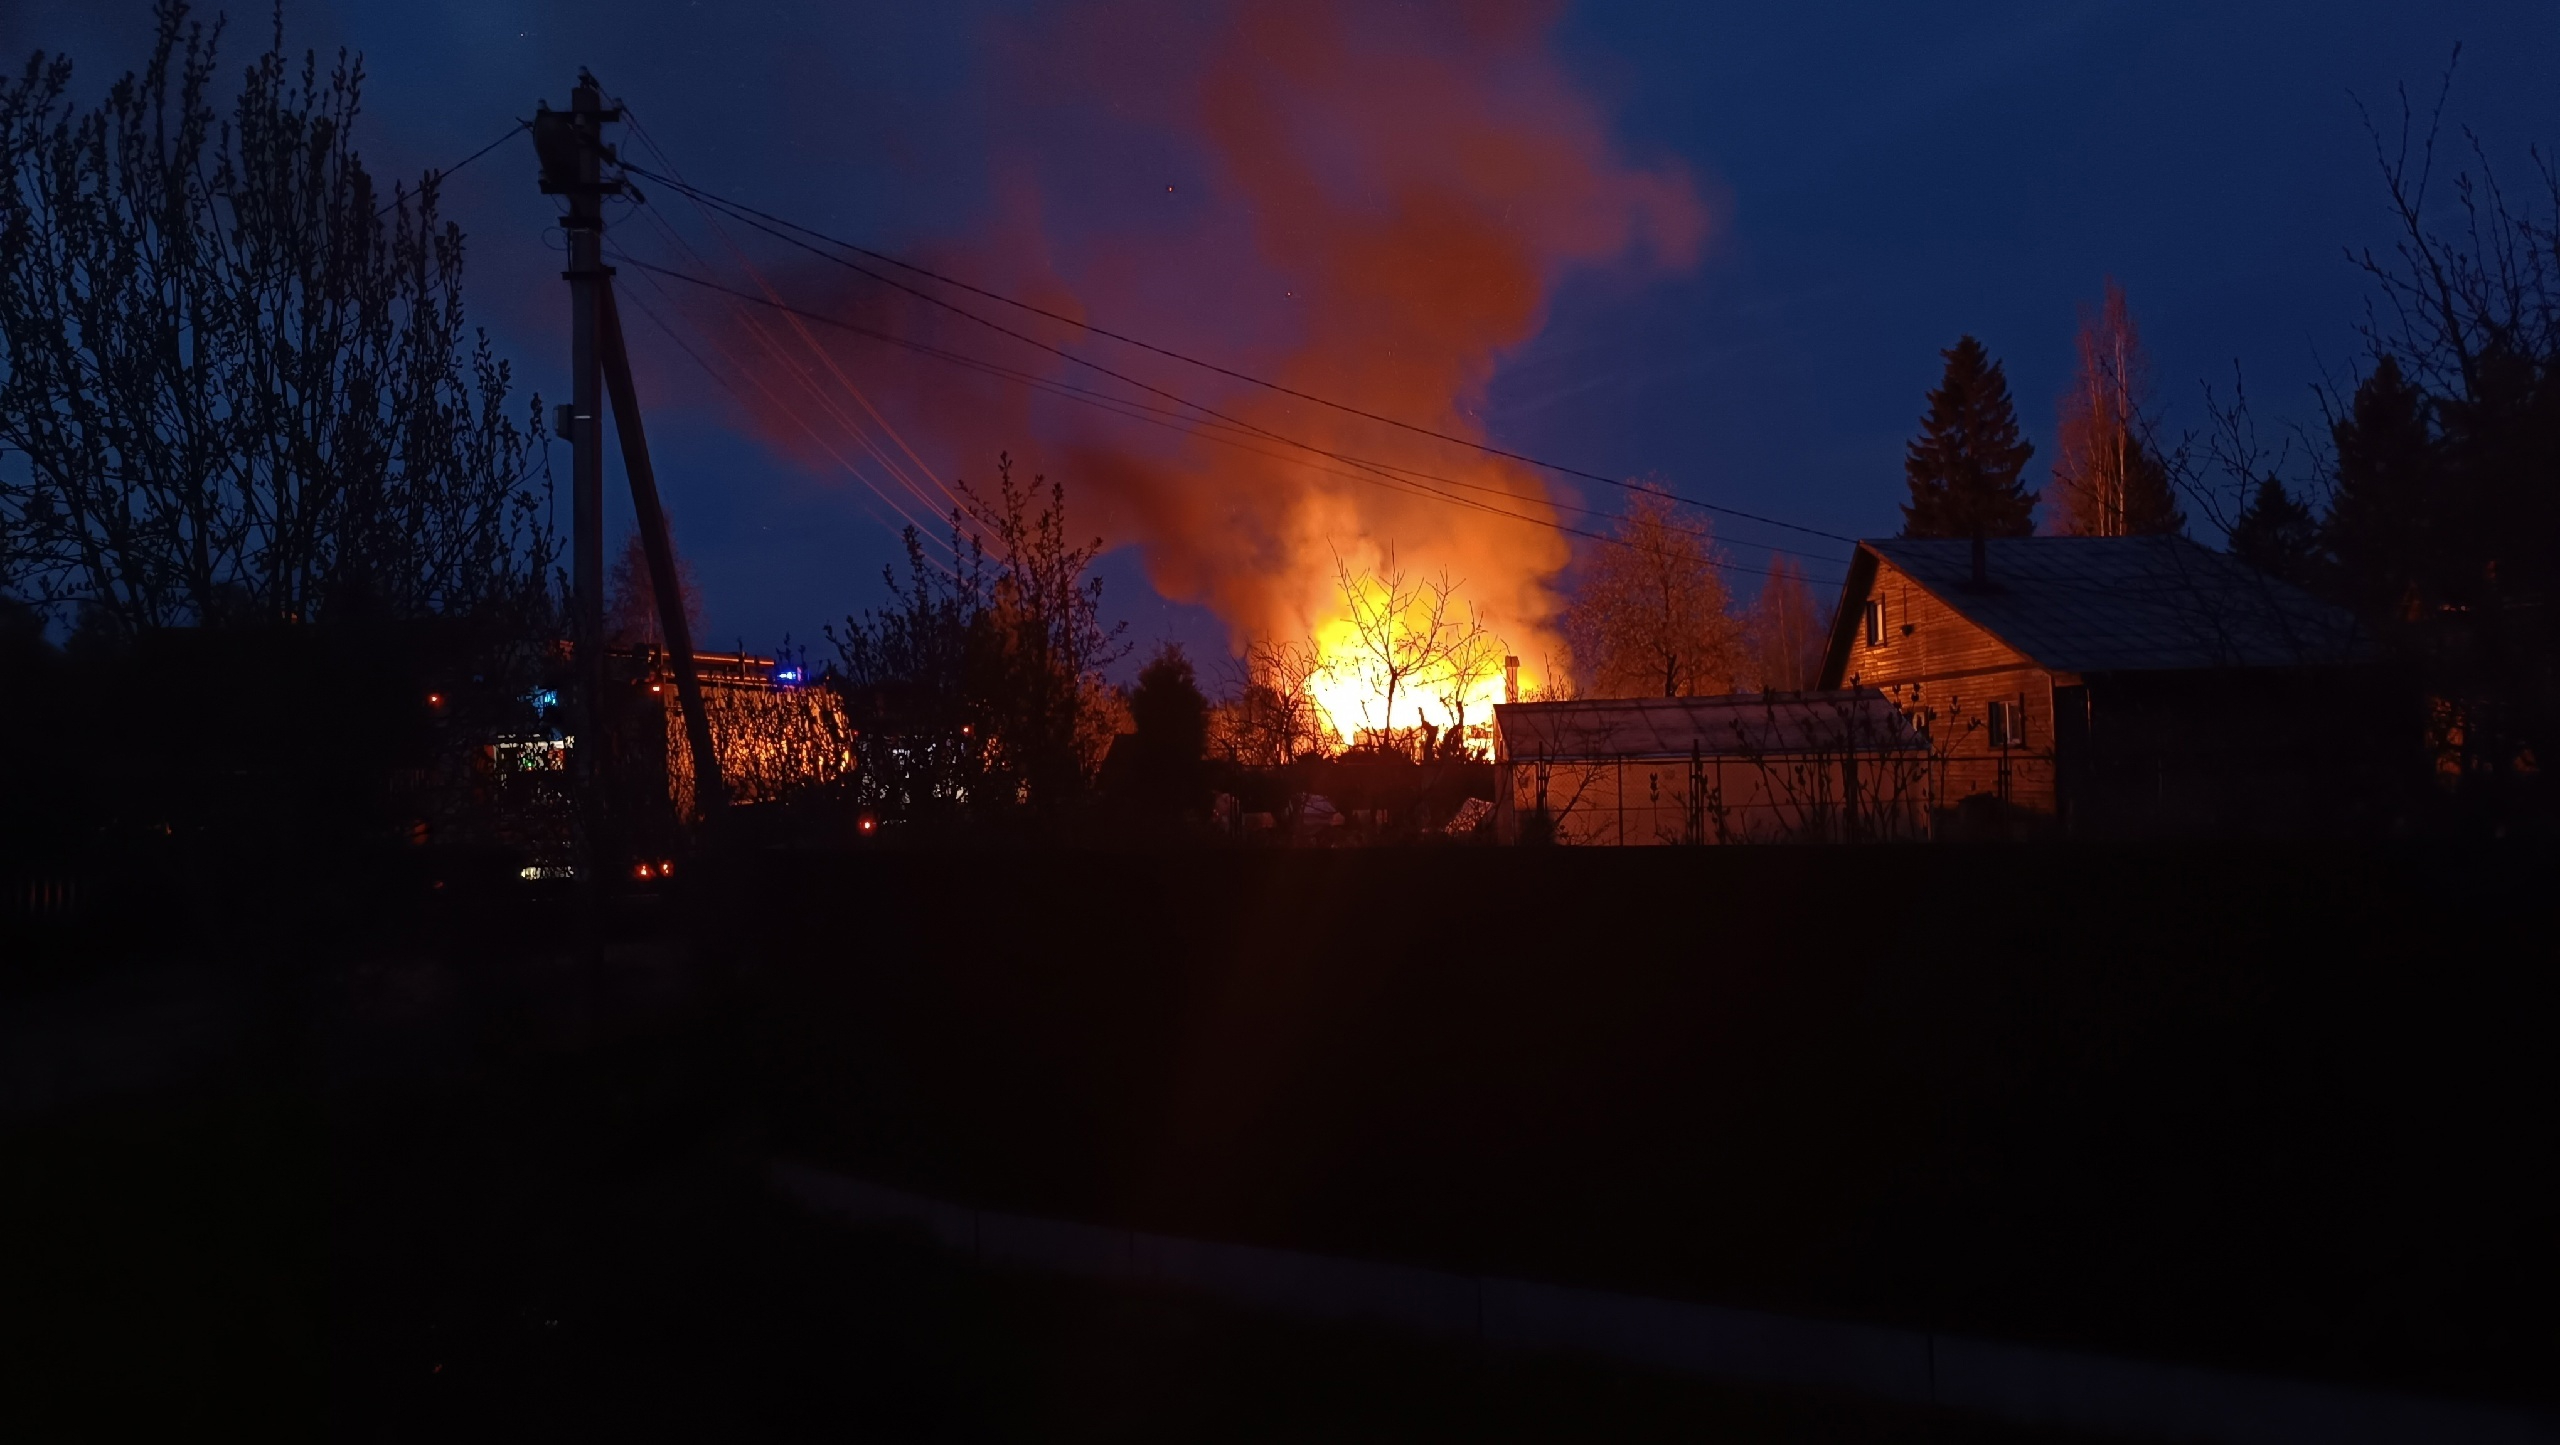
[709,0,1708,730]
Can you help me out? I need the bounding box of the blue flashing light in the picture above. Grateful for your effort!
[775,668,801,685]
[528,688,559,710]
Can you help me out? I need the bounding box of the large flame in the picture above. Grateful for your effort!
[701,0,1708,733]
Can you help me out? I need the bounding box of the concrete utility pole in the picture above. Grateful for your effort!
[536,74,620,870]
[598,283,725,817]
[534,75,726,846]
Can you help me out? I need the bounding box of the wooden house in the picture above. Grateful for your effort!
[1819,536,2372,836]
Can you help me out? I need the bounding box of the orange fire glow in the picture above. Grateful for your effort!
[707,1,1708,733]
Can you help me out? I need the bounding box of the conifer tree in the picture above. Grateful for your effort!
[2226,478,2322,587]
[1901,336,2038,538]
[1124,642,1211,819]
[2323,356,2436,623]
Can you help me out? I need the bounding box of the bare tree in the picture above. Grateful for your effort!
[1745,556,1828,690]
[1564,486,1744,696]
[1430,612,1505,757]
[1213,637,1332,766]
[1330,546,1491,752]
[607,525,703,649]
[827,455,1125,819]
[2051,280,2184,537]
[2319,62,2560,793]
[0,5,554,632]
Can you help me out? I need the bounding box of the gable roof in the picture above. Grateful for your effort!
[1822,536,2365,681]
[1494,689,1926,761]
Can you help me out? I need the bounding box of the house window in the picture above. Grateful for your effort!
[1988,699,2025,749]
[1863,598,1886,647]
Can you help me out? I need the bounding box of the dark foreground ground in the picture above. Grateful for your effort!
[2,841,2552,1438]
[3,1088,2094,1445]
[5,956,2081,1441]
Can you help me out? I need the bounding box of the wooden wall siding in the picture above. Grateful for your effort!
[1840,566,2032,687]
[1504,752,1932,845]
[1835,561,2059,814]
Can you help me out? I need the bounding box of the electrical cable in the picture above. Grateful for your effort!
[610,245,1843,578]
[616,112,966,529]
[618,277,954,562]
[614,247,960,558]
[608,256,2214,609]
[621,159,1854,546]
[376,118,530,218]
[602,240,1660,557]
[627,202,1863,584]
[626,207,959,542]
[610,248,1845,586]
[587,97,2211,613]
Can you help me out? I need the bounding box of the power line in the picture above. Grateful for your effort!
[600,175,1798,573]
[614,252,1593,547]
[612,247,1848,577]
[618,161,1855,548]
[375,119,530,219]
[614,110,968,541]
[608,259,2181,609]
[616,246,962,559]
[620,275,959,565]
[610,248,1846,588]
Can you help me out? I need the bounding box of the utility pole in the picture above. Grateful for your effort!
[537,75,622,873]
[598,283,725,817]
[534,75,726,850]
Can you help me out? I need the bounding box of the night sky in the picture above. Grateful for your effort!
[8,1,2558,674]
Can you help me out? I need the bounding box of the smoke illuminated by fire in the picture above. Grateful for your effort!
[701,0,1709,742]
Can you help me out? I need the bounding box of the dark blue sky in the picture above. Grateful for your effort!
[9,2,2558,671]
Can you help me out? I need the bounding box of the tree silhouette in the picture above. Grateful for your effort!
[2323,355,2436,624]
[1330,546,1490,749]
[2052,281,2184,536]
[1901,337,2038,538]
[1745,557,1828,690]
[1565,486,1743,696]
[1122,643,1210,819]
[2226,478,2323,589]
[828,456,1125,820]
[2317,84,2560,799]
[607,525,704,650]
[0,5,553,632]
[1213,639,1332,766]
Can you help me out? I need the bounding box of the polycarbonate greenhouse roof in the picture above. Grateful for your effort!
[1494,689,1925,761]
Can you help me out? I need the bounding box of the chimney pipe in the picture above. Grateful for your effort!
[1970,532,1988,590]
[1503,655,1520,704]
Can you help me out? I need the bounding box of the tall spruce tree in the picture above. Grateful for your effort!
[2226,477,2322,587]
[2323,356,2436,623]
[1124,642,1211,818]
[1902,336,2038,537]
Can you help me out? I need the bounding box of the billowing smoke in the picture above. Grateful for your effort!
[706,0,1707,705]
